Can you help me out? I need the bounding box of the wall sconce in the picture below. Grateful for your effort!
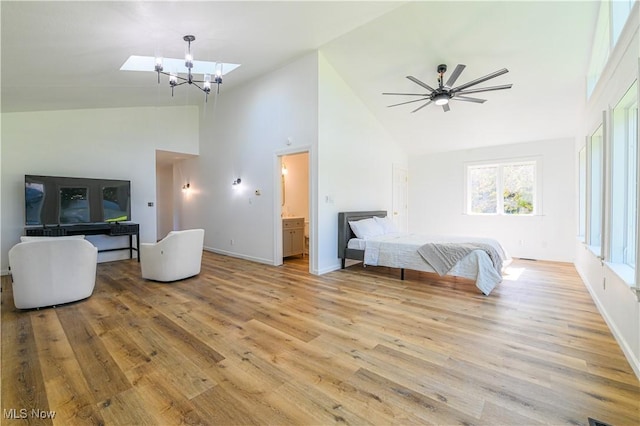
[182,182,191,192]
[232,178,242,186]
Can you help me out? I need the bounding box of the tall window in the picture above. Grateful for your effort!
[589,124,604,255]
[587,2,611,97]
[587,0,635,98]
[467,160,537,215]
[610,81,638,268]
[612,0,635,46]
[578,147,587,242]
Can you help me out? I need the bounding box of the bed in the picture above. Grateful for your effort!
[338,211,511,295]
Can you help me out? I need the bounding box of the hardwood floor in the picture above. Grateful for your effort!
[2,252,639,425]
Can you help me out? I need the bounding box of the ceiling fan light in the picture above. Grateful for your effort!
[434,94,449,106]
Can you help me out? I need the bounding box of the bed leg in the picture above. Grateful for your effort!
[401,269,405,280]
[341,258,346,269]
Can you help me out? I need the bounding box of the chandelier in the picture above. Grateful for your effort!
[153,35,222,102]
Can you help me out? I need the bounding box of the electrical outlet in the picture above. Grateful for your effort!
[230,239,234,246]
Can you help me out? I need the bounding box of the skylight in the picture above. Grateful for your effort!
[120,56,240,76]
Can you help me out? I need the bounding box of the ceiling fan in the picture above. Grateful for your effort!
[383,64,512,113]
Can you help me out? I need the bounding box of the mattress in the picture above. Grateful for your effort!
[347,238,367,250]
[353,233,510,295]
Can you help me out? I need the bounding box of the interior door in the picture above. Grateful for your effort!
[392,164,409,232]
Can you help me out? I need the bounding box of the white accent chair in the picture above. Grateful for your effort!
[140,229,205,282]
[8,237,98,309]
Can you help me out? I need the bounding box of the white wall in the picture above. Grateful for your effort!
[178,52,319,267]
[317,52,407,273]
[1,106,199,271]
[282,152,309,221]
[176,51,407,275]
[409,138,576,262]
[574,6,640,378]
[155,162,174,240]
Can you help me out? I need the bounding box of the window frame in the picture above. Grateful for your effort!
[578,146,587,242]
[465,157,541,216]
[587,0,635,99]
[609,81,638,269]
[588,122,605,257]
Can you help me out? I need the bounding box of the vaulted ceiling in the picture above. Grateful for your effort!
[1,1,599,155]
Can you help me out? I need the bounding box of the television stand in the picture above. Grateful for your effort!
[25,223,140,261]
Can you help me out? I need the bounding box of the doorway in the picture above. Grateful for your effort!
[155,150,197,241]
[280,152,310,265]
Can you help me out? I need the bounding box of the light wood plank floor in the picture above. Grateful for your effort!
[2,253,639,425]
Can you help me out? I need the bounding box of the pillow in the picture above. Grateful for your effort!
[349,218,384,239]
[21,235,85,242]
[374,216,399,234]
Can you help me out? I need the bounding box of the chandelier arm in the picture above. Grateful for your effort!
[158,71,187,83]
[190,82,211,102]
[153,35,223,100]
[159,71,208,84]
[158,71,183,80]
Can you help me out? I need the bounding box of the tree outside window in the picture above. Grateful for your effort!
[469,165,497,214]
[467,161,536,215]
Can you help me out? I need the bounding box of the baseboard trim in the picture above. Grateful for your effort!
[203,246,273,266]
[575,263,640,381]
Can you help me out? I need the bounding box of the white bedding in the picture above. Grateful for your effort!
[354,233,511,295]
[347,238,367,250]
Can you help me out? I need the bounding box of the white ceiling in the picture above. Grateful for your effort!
[1,1,599,155]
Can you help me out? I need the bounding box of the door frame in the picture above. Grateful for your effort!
[274,145,314,273]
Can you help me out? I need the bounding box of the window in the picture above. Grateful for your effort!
[467,160,537,215]
[586,0,635,98]
[587,2,611,98]
[589,124,604,255]
[578,147,587,242]
[610,81,638,268]
[612,0,634,47]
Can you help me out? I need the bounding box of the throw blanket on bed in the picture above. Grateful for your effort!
[417,242,504,277]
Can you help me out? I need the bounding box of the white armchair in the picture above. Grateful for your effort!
[8,237,98,309]
[140,229,205,282]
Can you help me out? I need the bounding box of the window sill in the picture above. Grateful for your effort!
[604,262,635,287]
[587,245,602,258]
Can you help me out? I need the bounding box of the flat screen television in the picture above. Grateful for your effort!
[25,175,131,226]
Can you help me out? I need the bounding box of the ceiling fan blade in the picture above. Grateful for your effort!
[442,103,451,112]
[444,64,466,88]
[451,68,509,93]
[451,95,486,103]
[382,92,429,96]
[406,76,436,92]
[454,84,513,95]
[411,100,433,113]
[387,97,430,108]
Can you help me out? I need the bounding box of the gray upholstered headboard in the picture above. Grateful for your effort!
[337,211,387,267]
